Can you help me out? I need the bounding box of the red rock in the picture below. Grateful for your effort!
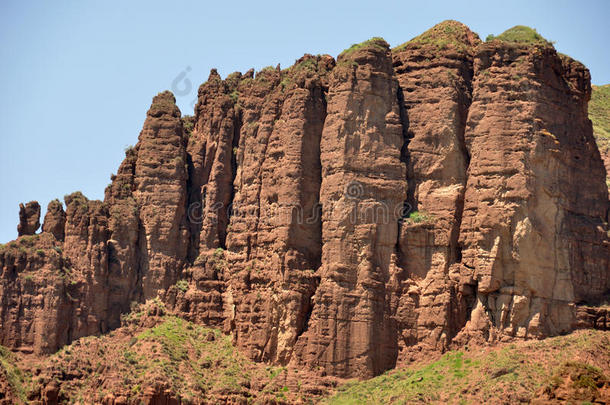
[133,91,190,300]
[18,201,41,236]
[292,39,407,378]
[0,22,608,394]
[42,199,66,241]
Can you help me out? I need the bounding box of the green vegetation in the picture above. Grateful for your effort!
[175,279,189,292]
[590,84,610,158]
[294,57,317,72]
[486,25,552,45]
[326,331,609,404]
[229,89,239,103]
[47,303,289,403]
[339,37,388,58]
[0,345,31,402]
[181,115,194,137]
[64,191,88,208]
[394,20,476,52]
[255,66,276,81]
[406,210,434,223]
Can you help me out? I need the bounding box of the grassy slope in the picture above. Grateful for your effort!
[486,25,552,45]
[0,345,30,403]
[590,84,610,153]
[325,330,609,404]
[339,37,388,58]
[31,300,296,403]
[590,84,610,189]
[393,20,478,52]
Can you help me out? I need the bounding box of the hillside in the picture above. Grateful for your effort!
[590,84,610,190]
[326,330,610,404]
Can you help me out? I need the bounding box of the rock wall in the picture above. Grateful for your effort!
[390,21,479,358]
[454,41,609,343]
[0,21,608,380]
[292,40,406,378]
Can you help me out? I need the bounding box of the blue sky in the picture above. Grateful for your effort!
[1,0,609,243]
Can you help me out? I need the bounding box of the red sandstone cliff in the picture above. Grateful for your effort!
[0,21,608,401]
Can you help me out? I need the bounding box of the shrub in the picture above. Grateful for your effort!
[407,211,434,223]
[229,90,239,103]
[175,280,189,292]
[182,115,195,137]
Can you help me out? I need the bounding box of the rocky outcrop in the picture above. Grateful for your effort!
[390,21,479,358]
[0,233,71,354]
[103,146,140,330]
[133,91,190,300]
[226,56,333,366]
[0,22,608,387]
[293,39,406,378]
[453,38,609,342]
[62,192,111,341]
[42,199,66,241]
[17,201,40,236]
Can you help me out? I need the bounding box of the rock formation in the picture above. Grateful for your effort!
[0,22,608,396]
[17,201,40,236]
[42,199,66,241]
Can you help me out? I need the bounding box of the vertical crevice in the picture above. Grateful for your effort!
[447,54,476,340]
[220,107,242,250]
[395,85,411,258]
[448,55,474,268]
[185,145,203,262]
[292,77,328,348]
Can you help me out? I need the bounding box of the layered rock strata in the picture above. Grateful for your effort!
[0,21,608,382]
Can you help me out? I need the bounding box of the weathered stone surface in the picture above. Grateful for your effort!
[454,41,610,342]
[0,233,71,354]
[133,91,190,300]
[187,69,239,254]
[227,56,332,365]
[0,23,609,389]
[17,201,41,236]
[42,199,66,241]
[103,146,140,330]
[62,192,111,341]
[292,40,407,378]
[390,21,480,358]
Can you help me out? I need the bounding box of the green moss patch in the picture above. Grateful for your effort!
[339,37,388,58]
[486,25,552,45]
[590,84,610,155]
[394,20,479,52]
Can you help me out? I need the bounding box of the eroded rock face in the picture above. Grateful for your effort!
[454,41,609,341]
[133,91,190,300]
[62,192,111,341]
[0,22,608,383]
[42,199,66,241]
[0,233,71,354]
[293,40,407,378]
[390,21,479,357]
[17,201,41,236]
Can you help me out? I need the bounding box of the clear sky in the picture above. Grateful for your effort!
[1,0,608,243]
